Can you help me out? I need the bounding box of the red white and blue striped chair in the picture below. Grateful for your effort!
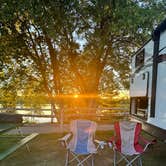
[108,121,156,166]
[59,119,106,166]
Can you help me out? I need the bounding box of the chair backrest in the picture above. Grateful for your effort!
[114,121,143,155]
[68,119,97,154]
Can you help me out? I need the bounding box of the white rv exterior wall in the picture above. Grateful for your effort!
[130,40,153,97]
[130,72,149,97]
[144,40,154,61]
[149,30,166,130]
[159,30,166,54]
[131,55,136,73]
[130,21,166,133]
[131,40,154,74]
[152,62,166,129]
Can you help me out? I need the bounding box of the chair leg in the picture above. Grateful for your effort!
[126,155,140,166]
[16,126,30,152]
[138,156,142,166]
[114,150,116,166]
[77,154,92,166]
[91,154,94,166]
[65,150,69,166]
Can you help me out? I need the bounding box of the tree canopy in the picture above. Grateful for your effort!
[0,0,166,112]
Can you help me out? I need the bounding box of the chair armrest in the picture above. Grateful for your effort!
[108,136,116,148]
[58,133,72,142]
[94,139,107,149]
[58,133,72,147]
[139,135,157,151]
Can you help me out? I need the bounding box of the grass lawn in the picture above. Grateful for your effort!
[0,131,165,166]
[0,135,21,153]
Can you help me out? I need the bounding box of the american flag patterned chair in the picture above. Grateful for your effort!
[59,119,106,166]
[108,121,156,166]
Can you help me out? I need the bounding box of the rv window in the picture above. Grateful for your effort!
[137,97,148,109]
[130,97,148,119]
[135,49,144,68]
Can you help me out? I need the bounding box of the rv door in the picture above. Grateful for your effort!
[130,72,149,119]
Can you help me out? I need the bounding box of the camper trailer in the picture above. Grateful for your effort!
[130,19,166,141]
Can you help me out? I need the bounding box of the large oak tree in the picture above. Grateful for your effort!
[0,0,165,116]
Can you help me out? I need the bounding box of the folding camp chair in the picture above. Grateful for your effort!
[58,119,106,166]
[108,121,156,166]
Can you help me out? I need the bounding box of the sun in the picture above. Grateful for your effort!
[74,94,79,98]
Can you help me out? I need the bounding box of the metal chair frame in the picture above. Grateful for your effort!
[109,121,155,166]
[59,120,106,166]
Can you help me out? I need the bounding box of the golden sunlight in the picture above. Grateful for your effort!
[74,94,79,98]
[113,90,129,100]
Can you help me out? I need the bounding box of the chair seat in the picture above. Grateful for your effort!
[70,148,97,155]
[68,139,97,154]
[115,143,144,155]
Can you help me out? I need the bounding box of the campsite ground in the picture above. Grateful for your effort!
[0,124,166,166]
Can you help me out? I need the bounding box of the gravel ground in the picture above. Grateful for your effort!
[7,123,114,134]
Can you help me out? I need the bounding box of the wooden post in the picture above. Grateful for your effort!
[51,104,54,123]
[60,108,64,132]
